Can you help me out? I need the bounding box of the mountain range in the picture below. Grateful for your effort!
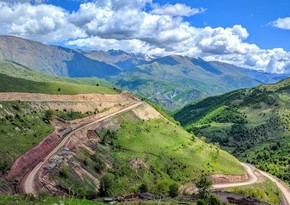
[0,35,288,110]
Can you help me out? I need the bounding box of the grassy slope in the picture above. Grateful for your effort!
[88,110,243,196]
[0,60,119,94]
[0,61,119,175]
[174,77,290,183]
[0,102,54,176]
[49,106,243,198]
[225,179,282,205]
[0,194,105,205]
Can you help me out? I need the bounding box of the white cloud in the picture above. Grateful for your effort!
[0,2,85,41]
[151,3,205,17]
[0,0,290,74]
[272,17,290,30]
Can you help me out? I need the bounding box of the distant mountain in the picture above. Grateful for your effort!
[0,35,121,77]
[0,35,288,110]
[112,55,287,109]
[174,78,290,183]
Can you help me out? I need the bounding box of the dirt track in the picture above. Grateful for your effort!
[0,92,135,102]
[212,163,257,189]
[213,163,290,205]
[22,102,143,194]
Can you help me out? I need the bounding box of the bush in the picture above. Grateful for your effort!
[208,194,223,205]
[169,183,179,197]
[59,166,69,178]
[156,180,169,195]
[196,174,212,199]
[139,183,148,193]
[99,173,115,197]
[197,199,207,205]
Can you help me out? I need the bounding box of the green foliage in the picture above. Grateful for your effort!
[139,183,148,193]
[195,175,212,199]
[0,102,54,176]
[59,166,69,178]
[207,194,223,205]
[174,78,290,184]
[0,73,119,94]
[0,194,105,205]
[168,183,179,197]
[226,179,282,205]
[44,109,54,122]
[99,173,115,197]
[196,194,223,205]
[0,60,119,94]
[156,180,169,194]
[55,110,93,121]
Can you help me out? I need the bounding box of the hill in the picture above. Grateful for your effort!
[0,60,119,94]
[0,59,245,199]
[0,35,287,110]
[0,35,121,77]
[174,77,290,184]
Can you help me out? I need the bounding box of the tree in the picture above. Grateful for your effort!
[44,109,54,121]
[99,174,114,197]
[208,194,223,205]
[196,174,212,199]
[139,183,148,193]
[169,183,179,197]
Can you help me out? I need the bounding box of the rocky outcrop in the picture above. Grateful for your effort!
[4,133,61,182]
[209,173,248,184]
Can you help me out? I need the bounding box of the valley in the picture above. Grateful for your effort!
[174,77,290,187]
[0,36,288,110]
[0,35,290,204]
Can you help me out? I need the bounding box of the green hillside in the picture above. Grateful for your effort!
[0,60,119,94]
[174,77,290,183]
[51,107,244,198]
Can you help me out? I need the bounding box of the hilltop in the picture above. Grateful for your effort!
[0,35,287,110]
[174,77,290,184]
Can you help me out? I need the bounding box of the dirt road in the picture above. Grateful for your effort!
[22,101,143,195]
[212,163,290,205]
[212,163,257,189]
[259,170,290,205]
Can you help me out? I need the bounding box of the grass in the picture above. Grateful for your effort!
[0,194,105,205]
[0,60,120,95]
[0,60,114,87]
[55,110,94,121]
[225,179,282,205]
[0,102,54,175]
[0,73,119,94]
[48,107,243,198]
[91,111,244,196]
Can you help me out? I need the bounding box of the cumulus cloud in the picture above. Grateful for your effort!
[271,17,290,30]
[151,3,205,17]
[0,2,85,41]
[0,0,290,73]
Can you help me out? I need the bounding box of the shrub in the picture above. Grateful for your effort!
[139,183,148,193]
[59,166,69,178]
[169,183,179,197]
[99,173,115,197]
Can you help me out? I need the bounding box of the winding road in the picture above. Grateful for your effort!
[22,101,143,194]
[212,163,290,205]
[20,100,290,205]
[212,163,257,189]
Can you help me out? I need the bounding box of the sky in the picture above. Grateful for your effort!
[0,0,290,74]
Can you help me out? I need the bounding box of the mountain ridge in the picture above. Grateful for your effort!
[0,35,288,110]
[173,76,290,184]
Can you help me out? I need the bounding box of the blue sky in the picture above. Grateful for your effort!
[43,0,290,51]
[0,0,290,73]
